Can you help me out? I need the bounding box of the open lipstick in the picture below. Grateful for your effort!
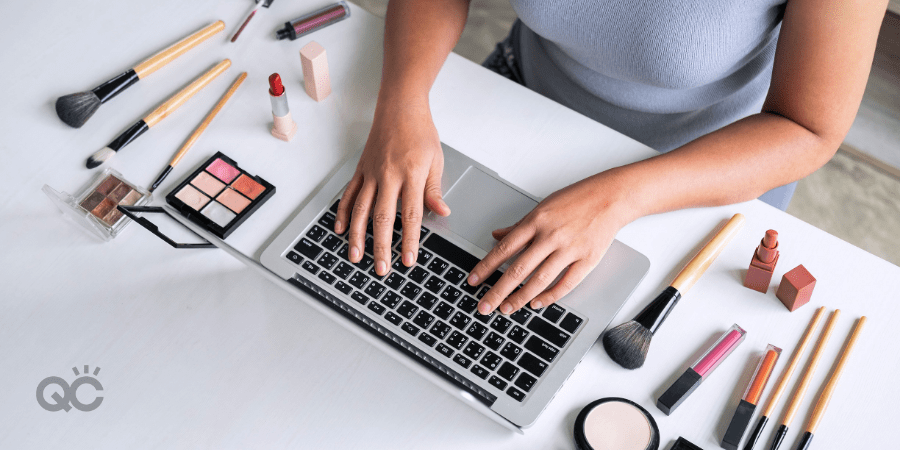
[268,73,297,142]
[722,345,782,450]
[657,324,747,415]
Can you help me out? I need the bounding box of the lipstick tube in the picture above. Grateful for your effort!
[721,345,782,450]
[268,73,297,142]
[657,324,747,415]
[275,1,350,41]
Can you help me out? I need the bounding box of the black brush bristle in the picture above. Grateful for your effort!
[602,320,652,370]
[56,92,101,128]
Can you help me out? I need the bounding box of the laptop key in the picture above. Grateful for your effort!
[433,302,454,320]
[384,273,405,290]
[381,291,402,309]
[507,326,529,344]
[286,251,302,264]
[364,281,386,299]
[459,279,479,295]
[506,387,525,402]
[306,225,327,242]
[301,261,319,275]
[317,271,336,285]
[350,291,368,305]
[517,353,548,377]
[488,376,507,390]
[443,267,467,284]
[337,244,350,261]
[321,235,342,251]
[559,313,584,333]
[515,373,537,392]
[436,343,453,358]
[384,311,403,326]
[348,271,370,289]
[318,212,336,230]
[412,311,434,329]
[318,252,338,269]
[392,232,401,246]
[430,321,452,339]
[330,200,340,213]
[417,248,433,265]
[391,259,411,274]
[446,331,468,350]
[427,258,449,275]
[333,262,354,279]
[440,286,462,304]
[449,312,471,330]
[401,322,419,336]
[524,336,559,362]
[542,304,566,323]
[393,213,403,232]
[481,351,502,370]
[484,332,504,351]
[452,354,471,368]
[463,342,485,360]
[476,286,490,300]
[424,276,445,293]
[400,282,422,300]
[526,317,571,348]
[364,237,374,256]
[422,234,479,272]
[334,281,353,295]
[397,301,418,319]
[416,292,438,310]
[354,254,374,271]
[471,365,489,380]
[367,302,385,315]
[500,343,522,361]
[490,316,512,333]
[497,362,519,381]
[418,332,437,347]
[473,310,494,324]
[408,266,429,284]
[466,322,488,340]
[420,225,430,240]
[509,308,532,325]
[458,296,478,314]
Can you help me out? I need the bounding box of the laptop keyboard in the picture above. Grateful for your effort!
[285,200,585,403]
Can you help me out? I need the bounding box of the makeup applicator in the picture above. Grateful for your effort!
[86,60,231,169]
[602,213,745,370]
[56,21,225,128]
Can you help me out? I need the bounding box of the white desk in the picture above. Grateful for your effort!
[1,1,898,448]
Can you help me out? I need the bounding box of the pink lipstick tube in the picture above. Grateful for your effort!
[657,324,747,415]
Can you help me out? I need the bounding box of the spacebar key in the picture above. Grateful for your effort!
[422,234,480,272]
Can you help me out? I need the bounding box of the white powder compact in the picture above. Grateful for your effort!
[574,398,660,450]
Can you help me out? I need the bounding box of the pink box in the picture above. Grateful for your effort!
[300,41,331,102]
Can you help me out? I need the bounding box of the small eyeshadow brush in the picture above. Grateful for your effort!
[149,72,247,192]
[86,60,231,169]
[602,213,745,369]
[56,21,225,128]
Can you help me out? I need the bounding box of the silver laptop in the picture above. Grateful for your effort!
[260,143,649,430]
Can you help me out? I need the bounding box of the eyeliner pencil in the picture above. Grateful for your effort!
[149,72,247,192]
[794,316,866,450]
[767,309,840,450]
[743,307,826,450]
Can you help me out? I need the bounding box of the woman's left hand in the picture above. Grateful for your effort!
[467,169,636,315]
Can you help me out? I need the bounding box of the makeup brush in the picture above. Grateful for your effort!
[149,72,247,192]
[86,60,231,169]
[56,21,225,128]
[742,307,826,450]
[767,309,841,450]
[794,316,866,450]
[602,213,745,370]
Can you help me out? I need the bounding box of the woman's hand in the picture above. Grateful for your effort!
[335,100,451,277]
[467,170,636,315]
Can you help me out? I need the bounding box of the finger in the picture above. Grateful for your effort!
[399,181,425,267]
[529,260,594,309]
[372,181,401,275]
[467,222,533,287]
[348,180,377,263]
[335,173,364,234]
[497,251,571,314]
[491,222,518,240]
[423,163,450,217]
[477,240,551,315]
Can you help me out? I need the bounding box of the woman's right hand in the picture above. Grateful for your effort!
[334,100,451,277]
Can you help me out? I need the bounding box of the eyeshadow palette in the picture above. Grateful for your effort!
[43,168,150,241]
[166,152,275,239]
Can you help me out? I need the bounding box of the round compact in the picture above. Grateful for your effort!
[574,398,660,450]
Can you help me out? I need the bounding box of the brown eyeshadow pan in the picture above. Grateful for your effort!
[231,174,266,200]
[79,191,106,212]
[95,175,122,196]
[93,198,117,221]
[217,187,251,213]
[108,183,133,203]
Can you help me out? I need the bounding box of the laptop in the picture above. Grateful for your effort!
[259,142,649,430]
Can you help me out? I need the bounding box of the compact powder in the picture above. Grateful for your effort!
[217,188,251,213]
[231,174,265,200]
[201,201,236,227]
[175,185,210,210]
[191,171,226,196]
[207,158,241,183]
[574,398,659,450]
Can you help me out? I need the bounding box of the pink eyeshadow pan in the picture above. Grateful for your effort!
[217,188,251,213]
[207,158,241,183]
[191,171,226,196]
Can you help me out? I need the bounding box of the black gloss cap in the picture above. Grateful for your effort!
[742,416,768,450]
[657,368,702,415]
[722,400,757,450]
[672,436,704,450]
[794,432,813,450]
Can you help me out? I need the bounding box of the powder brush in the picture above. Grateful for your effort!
[87,60,231,169]
[56,21,224,128]
[602,213,745,369]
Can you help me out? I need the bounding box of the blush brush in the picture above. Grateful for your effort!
[56,21,224,128]
[602,213,745,369]
[86,60,231,169]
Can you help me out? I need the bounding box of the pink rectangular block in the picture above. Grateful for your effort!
[300,41,331,102]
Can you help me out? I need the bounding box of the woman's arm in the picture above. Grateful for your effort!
[335,0,470,276]
[469,0,889,315]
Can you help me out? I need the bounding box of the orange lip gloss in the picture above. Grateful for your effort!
[722,345,782,450]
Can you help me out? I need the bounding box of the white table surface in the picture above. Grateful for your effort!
[1,1,898,449]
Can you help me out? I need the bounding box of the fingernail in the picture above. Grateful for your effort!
[403,252,414,266]
[532,300,543,309]
[478,302,491,315]
[350,246,360,261]
[500,304,512,314]
[334,220,342,232]
[468,274,479,285]
[376,260,387,274]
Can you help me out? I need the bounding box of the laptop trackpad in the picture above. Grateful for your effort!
[438,167,538,251]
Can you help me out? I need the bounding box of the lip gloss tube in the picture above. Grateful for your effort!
[657,324,747,415]
[722,345,782,450]
[275,1,350,41]
[268,73,297,142]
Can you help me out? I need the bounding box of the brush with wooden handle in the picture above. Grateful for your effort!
[794,316,866,450]
[86,60,231,169]
[149,72,247,192]
[56,21,225,128]
[602,213,746,369]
